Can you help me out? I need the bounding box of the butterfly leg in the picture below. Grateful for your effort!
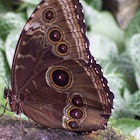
[19,110,28,134]
[0,103,13,117]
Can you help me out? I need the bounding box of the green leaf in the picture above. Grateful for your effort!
[115,51,137,91]
[81,1,102,31]
[112,118,140,135]
[131,126,140,140]
[135,72,140,90]
[0,38,4,51]
[123,87,133,103]
[129,90,140,116]
[130,34,140,70]
[84,0,102,11]
[21,0,41,5]
[0,0,12,16]
[5,30,21,68]
[88,33,118,61]
[106,74,134,119]
[0,50,10,82]
[26,5,37,18]
[130,34,140,89]
[91,12,125,52]
[0,78,7,115]
[99,49,136,92]
[125,10,140,47]
[0,12,26,40]
[0,51,6,78]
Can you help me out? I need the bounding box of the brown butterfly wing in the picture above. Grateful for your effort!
[19,63,67,129]
[11,0,89,94]
[19,59,113,131]
[11,0,114,131]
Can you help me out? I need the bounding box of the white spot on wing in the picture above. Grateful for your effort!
[44,3,49,6]
[31,14,34,18]
[37,5,40,8]
[24,22,40,31]
[15,65,25,70]
[32,80,38,89]
[32,22,40,30]
[17,53,36,61]
[24,23,30,31]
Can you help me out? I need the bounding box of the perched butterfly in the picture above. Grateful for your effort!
[2,0,114,132]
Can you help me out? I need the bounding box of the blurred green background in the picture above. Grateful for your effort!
[0,0,140,139]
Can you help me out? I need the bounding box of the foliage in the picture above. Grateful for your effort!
[84,0,102,10]
[0,0,139,138]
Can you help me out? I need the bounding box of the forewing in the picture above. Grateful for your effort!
[12,0,89,94]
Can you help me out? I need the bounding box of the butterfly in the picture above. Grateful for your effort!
[3,0,114,132]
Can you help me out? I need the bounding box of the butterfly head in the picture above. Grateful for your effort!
[4,87,12,99]
[4,88,20,114]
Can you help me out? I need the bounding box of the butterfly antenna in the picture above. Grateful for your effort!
[0,75,9,88]
[0,75,10,117]
[0,102,8,117]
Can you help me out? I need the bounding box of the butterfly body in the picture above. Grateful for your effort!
[4,0,114,132]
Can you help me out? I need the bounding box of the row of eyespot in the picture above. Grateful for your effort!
[43,8,70,56]
[66,95,86,130]
[45,8,71,89]
[44,8,71,89]
[44,8,85,130]
[48,66,86,130]
[47,26,70,57]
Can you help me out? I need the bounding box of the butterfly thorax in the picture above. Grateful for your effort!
[4,88,21,115]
